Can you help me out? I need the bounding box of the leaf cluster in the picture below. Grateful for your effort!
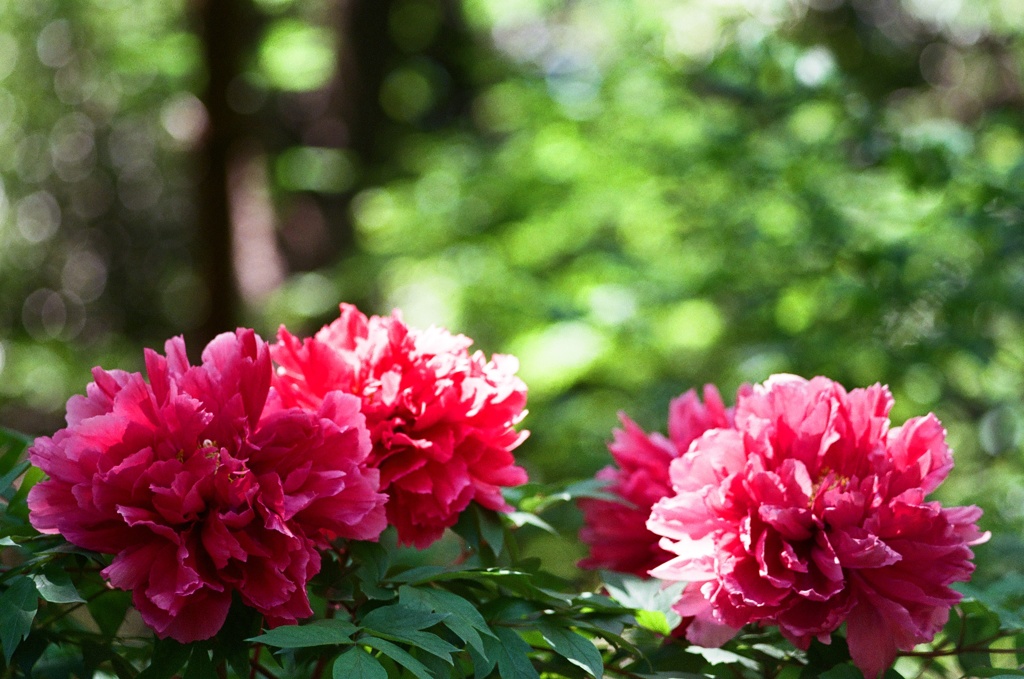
[5,429,1024,679]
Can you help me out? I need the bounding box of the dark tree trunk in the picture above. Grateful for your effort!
[189,0,261,352]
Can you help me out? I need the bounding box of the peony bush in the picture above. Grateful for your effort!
[0,305,1019,679]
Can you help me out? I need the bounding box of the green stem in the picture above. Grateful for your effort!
[901,645,1024,659]
[249,644,262,679]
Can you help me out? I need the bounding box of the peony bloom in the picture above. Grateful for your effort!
[648,375,988,679]
[579,385,735,577]
[272,304,529,548]
[28,329,387,643]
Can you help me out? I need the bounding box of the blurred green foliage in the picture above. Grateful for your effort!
[2,0,1024,583]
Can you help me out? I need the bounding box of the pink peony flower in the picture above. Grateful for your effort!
[578,385,735,577]
[272,303,529,548]
[648,375,988,678]
[28,329,387,643]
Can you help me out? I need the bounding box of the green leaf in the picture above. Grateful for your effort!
[816,665,863,679]
[468,639,497,679]
[0,428,31,470]
[88,589,132,639]
[0,460,29,498]
[334,647,388,679]
[360,603,449,633]
[362,635,434,679]
[569,618,641,658]
[452,506,485,557]
[389,565,449,584]
[213,600,263,678]
[960,670,1024,677]
[475,504,505,558]
[601,571,685,637]
[6,466,43,521]
[31,564,85,604]
[399,586,496,657]
[450,504,507,562]
[953,599,1004,672]
[634,609,672,636]
[504,511,558,534]
[81,640,137,679]
[0,576,38,664]
[602,572,684,618]
[485,627,539,679]
[360,604,456,664]
[350,541,395,600]
[514,478,619,514]
[959,577,1024,632]
[538,623,604,678]
[687,647,760,671]
[183,647,218,679]
[248,619,359,648]
[136,637,191,679]
[807,635,851,669]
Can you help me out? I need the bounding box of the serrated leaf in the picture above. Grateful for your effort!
[538,623,604,678]
[334,647,388,679]
[248,619,358,648]
[399,585,496,657]
[486,627,539,679]
[0,577,38,664]
[31,565,85,604]
[361,635,434,679]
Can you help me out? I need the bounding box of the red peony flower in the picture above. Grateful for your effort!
[578,385,734,577]
[647,375,988,678]
[272,303,529,548]
[28,329,387,643]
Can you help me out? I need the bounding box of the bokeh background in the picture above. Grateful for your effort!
[2,0,1024,581]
